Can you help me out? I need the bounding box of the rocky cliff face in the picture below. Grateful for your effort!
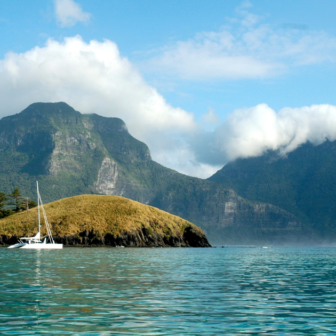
[149,180,302,244]
[0,102,303,244]
[94,157,119,194]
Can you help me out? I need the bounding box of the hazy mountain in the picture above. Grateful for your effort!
[209,141,336,242]
[0,102,302,244]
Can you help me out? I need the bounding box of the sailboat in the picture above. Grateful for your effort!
[8,182,63,249]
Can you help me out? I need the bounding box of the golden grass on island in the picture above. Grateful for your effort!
[0,195,203,238]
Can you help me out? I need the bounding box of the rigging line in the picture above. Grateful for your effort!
[37,182,41,239]
[37,188,48,240]
[38,191,54,244]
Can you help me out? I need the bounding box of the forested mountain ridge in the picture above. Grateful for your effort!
[208,140,336,241]
[0,102,302,244]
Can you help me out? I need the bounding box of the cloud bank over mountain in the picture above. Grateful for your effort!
[1,35,336,178]
[192,104,336,167]
[0,36,208,176]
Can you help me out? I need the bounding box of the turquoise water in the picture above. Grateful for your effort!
[1,247,336,335]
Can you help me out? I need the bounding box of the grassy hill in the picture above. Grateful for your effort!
[0,195,210,247]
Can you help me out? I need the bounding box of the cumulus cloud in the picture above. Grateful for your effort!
[192,104,336,166]
[0,36,195,133]
[54,0,91,27]
[0,36,201,175]
[144,10,336,80]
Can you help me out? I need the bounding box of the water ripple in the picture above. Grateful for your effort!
[1,247,336,334]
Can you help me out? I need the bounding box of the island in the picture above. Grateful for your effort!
[0,195,211,247]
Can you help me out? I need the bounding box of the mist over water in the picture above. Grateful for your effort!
[1,247,336,335]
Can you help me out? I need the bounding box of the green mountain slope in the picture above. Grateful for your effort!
[208,141,336,240]
[0,102,302,244]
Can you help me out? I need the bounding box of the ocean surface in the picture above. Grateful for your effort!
[1,247,336,335]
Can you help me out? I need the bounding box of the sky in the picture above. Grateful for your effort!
[1,0,336,178]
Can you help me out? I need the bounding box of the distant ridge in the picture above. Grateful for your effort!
[208,140,336,242]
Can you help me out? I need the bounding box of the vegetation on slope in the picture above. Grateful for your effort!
[0,195,210,247]
[209,140,336,240]
[0,187,36,219]
[0,103,113,202]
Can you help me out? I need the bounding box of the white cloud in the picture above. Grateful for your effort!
[54,0,91,27]
[201,108,220,124]
[0,36,200,175]
[193,104,336,165]
[144,10,336,81]
[153,140,221,179]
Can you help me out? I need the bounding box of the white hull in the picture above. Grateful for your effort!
[8,243,26,249]
[9,243,63,249]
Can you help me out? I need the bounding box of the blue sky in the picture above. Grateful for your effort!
[1,0,336,177]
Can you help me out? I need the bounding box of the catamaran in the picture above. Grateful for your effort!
[8,182,63,249]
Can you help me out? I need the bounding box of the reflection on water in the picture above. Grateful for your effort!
[1,247,336,335]
[35,250,41,288]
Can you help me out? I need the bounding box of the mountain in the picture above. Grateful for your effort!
[208,141,336,242]
[0,195,210,247]
[0,102,302,245]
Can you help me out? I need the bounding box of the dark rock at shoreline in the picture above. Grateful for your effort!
[0,226,211,248]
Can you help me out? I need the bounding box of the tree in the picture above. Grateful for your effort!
[0,192,7,217]
[28,199,37,209]
[0,192,13,218]
[23,197,37,212]
[0,192,7,210]
[8,187,24,212]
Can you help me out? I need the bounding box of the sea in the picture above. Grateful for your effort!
[1,247,336,335]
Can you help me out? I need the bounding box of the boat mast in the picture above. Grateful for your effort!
[36,182,55,244]
[37,181,40,237]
